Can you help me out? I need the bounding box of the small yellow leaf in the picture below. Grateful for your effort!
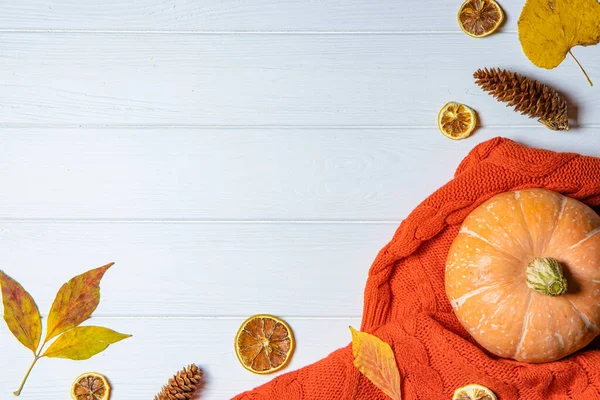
[42,326,131,360]
[0,271,42,353]
[350,326,402,400]
[45,263,114,342]
[518,0,600,85]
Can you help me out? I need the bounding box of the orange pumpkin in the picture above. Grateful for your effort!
[446,188,600,363]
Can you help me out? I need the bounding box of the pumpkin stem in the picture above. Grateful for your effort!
[526,257,568,296]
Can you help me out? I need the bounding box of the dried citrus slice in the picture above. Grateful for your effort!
[458,0,504,38]
[438,101,477,140]
[70,372,111,400]
[235,314,295,374]
[453,384,497,400]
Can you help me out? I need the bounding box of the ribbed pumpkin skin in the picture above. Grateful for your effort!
[446,189,600,363]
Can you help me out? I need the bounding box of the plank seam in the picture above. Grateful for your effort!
[35,315,364,320]
[0,219,403,224]
[0,124,591,129]
[0,29,518,35]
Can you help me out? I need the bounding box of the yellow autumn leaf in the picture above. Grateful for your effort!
[518,0,600,86]
[350,327,402,400]
[42,326,131,360]
[0,271,42,354]
[45,262,113,342]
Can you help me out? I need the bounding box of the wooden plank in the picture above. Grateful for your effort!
[0,222,396,317]
[0,317,358,399]
[0,33,597,126]
[0,127,463,220]
[1,128,599,221]
[2,0,523,32]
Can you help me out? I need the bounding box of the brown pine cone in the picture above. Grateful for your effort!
[154,364,204,400]
[474,68,569,131]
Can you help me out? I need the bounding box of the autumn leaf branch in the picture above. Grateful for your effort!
[0,263,131,396]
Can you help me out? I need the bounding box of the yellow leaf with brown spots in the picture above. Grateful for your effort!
[0,271,42,353]
[45,263,113,342]
[350,327,402,400]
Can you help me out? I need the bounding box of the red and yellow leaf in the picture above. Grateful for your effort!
[350,326,402,400]
[45,263,114,342]
[42,325,131,360]
[0,271,42,353]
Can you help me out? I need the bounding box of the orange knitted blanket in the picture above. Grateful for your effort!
[234,137,600,400]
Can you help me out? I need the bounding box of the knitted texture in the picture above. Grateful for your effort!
[233,137,600,400]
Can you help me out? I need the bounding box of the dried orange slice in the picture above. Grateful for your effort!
[453,384,497,400]
[71,372,111,400]
[438,102,477,140]
[235,314,295,374]
[458,0,504,38]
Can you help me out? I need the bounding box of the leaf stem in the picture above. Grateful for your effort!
[569,49,593,86]
[13,356,40,396]
[14,340,47,397]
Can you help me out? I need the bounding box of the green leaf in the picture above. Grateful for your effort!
[42,326,131,360]
[0,271,42,353]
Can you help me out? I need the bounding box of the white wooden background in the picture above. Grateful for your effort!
[0,1,599,399]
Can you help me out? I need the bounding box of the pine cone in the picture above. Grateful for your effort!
[154,364,204,400]
[473,68,569,131]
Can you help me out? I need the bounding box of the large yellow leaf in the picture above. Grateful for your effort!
[518,0,600,85]
[42,326,131,360]
[0,271,42,353]
[350,327,402,400]
[45,262,113,342]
